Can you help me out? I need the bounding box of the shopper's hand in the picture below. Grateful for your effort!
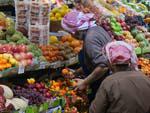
[74,78,87,91]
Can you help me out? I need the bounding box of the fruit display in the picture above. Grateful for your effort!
[11,75,88,113]
[109,17,123,36]
[124,2,149,15]
[0,12,44,68]
[101,17,125,40]
[50,4,70,21]
[62,68,75,79]
[131,28,149,48]
[123,31,139,48]
[40,35,82,63]
[61,34,83,54]
[125,16,145,28]
[12,85,47,105]
[140,0,150,11]
[0,85,28,112]
[39,44,64,62]
[64,106,79,113]
[0,54,18,71]
[138,58,150,77]
[0,44,34,67]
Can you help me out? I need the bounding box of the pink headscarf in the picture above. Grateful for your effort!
[105,41,138,70]
[61,9,97,34]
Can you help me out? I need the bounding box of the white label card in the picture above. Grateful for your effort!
[39,62,46,69]
[69,57,76,64]
[18,65,25,74]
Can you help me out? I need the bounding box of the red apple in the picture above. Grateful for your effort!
[36,83,41,89]
[46,92,51,98]
[71,107,78,113]
[19,45,27,53]
[26,52,33,59]
[12,47,20,53]
[20,52,26,59]
[27,59,32,65]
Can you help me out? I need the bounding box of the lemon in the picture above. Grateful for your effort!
[50,12,54,17]
[52,8,59,14]
[9,58,16,65]
[50,17,57,21]
[58,17,62,21]
[49,36,59,44]
[55,13,61,19]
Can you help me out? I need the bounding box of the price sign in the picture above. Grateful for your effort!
[32,58,38,64]
[39,62,46,69]
[50,61,61,69]
[69,57,76,64]
[18,64,25,74]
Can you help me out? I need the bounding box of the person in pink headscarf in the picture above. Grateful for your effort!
[89,41,150,113]
[61,9,112,104]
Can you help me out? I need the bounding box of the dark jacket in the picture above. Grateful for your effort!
[83,26,112,72]
[89,71,150,113]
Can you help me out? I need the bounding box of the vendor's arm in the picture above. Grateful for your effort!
[75,67,84,75]
[84,66,108,85]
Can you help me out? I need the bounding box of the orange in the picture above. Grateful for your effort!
[62,68,69,75]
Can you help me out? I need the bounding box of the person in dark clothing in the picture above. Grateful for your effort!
[89,41,150,113]
[61,9,112,104]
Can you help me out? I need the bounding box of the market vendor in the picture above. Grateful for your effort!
[61,10,112,104]
[89,41,150,113]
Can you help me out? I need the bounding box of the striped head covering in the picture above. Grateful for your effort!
[105,41,138,70]
[61,9,97,34]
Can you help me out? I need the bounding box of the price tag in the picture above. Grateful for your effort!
[50,61,61,69]
[18,64,25,74]
[32,58,38,64]
[69,57,76,64]
[47,106,62,113]
[39,62,46,69]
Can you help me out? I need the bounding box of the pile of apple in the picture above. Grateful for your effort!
[116,18,130,31]
[101,17,125,40]
[0,44,33,67]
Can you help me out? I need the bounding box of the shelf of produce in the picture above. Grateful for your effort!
[0,62,50,78]
[0,56,79,80]
[49,56,79,69]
